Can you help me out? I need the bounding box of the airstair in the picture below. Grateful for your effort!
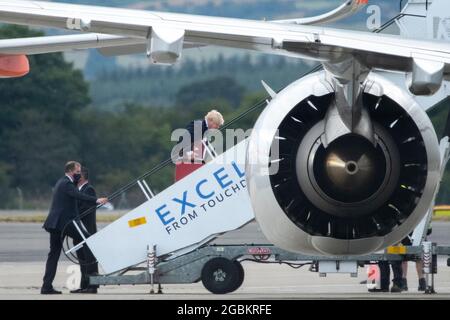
[63,94,268,274]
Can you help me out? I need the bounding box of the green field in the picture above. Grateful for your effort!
[434,210,450,217]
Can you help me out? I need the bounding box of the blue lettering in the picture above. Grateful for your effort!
[172,191,196,215]
[156,204,175,226]
[196,179,215,199]
[213,167,233,189]
[232,162,245,178]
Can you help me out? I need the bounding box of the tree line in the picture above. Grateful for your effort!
[0,25,265,209]
[0,25,449,210]
[90,52,308,108]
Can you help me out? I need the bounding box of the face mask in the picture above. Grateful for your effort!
[73,173,81,184]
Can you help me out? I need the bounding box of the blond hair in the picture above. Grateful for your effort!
[206,110,224,127]
[64,161,80,173]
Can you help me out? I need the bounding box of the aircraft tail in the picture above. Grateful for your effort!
[274,0,367,25]
[400,0,449,41]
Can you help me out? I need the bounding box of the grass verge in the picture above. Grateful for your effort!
[0,215,122,223]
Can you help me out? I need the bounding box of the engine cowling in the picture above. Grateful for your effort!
[246,71,441,255]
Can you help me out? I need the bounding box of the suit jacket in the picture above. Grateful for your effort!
[43,176,97,232]
[174,119,208,159]
[185,119,208,145]
[77,183,98,235]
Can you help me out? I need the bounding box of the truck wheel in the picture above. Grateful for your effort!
[201,257,241,294]
[234,260,245,289]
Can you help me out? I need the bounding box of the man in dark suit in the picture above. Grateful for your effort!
[41,161,108,295]
[71,166,99,294]
[172,109,224,163]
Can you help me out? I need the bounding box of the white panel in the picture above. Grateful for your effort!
[318,261,358,274]
[426,0,450,42]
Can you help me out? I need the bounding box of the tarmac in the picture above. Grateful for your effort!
[1,221,450,300]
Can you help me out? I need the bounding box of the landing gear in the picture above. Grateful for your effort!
[201,257,244,294]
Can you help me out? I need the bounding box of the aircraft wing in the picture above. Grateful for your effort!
[0,33,144,55]
[0,0,449,75]
[0,33,205,56]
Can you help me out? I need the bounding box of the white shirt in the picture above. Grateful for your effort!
[65,174,73,183]
[78,181,88,191]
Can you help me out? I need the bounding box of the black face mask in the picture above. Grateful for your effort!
[73,173,81,184]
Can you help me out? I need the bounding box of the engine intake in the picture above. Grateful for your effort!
[246,72,440,255]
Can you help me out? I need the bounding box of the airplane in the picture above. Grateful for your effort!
[0,0,449,257]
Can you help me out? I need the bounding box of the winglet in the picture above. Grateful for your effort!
[261,80,277,99]
[274,0,368,26]
[0,55,29,78]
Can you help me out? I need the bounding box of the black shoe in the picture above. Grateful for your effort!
[390,284,403,293]
[41,288,62,295]
[78,287,97,294]
[70,288,83,294]
[418,278,426,291]
[368,288,389,292]
[401,278,408,291]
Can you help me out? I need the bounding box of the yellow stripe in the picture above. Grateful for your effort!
[128,217,147,228]
[386,246,407,254]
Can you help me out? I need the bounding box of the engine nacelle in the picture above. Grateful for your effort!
[246,71,441,255]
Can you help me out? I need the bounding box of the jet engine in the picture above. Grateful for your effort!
[246,72,441,255]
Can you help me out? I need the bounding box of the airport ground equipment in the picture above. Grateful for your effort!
[88,241,450,295]
[66,138,254,274]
